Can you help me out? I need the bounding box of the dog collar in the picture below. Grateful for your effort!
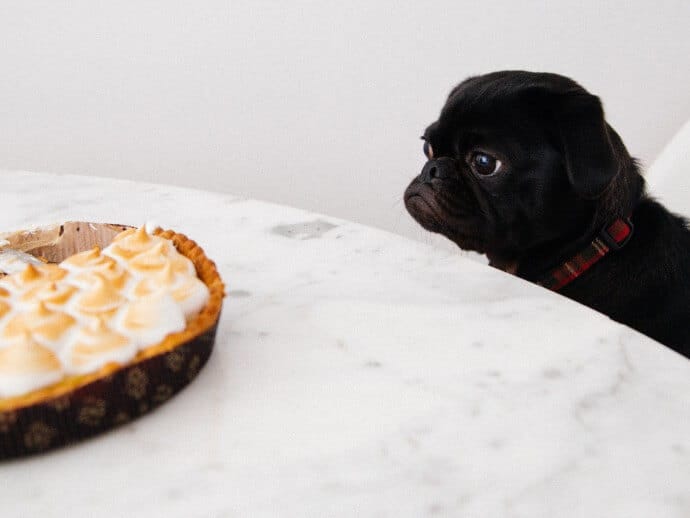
[539,217,634,291]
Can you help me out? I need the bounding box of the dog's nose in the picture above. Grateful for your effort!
[420,158,454,183]
[422,162,439,181]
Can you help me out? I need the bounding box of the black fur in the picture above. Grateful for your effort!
[405,71,690,358]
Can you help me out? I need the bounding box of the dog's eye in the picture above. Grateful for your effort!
[423,141,434,159]
[470,152,502,175]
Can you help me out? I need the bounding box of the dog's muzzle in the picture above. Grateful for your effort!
[404,158,459,233]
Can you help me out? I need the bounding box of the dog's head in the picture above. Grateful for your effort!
[405,71,639,270]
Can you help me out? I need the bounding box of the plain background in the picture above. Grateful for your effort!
[1,1,689,249]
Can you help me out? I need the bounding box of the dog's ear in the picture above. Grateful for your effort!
[555,92,619,199]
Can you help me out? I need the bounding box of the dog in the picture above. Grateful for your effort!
[405,71,690,358]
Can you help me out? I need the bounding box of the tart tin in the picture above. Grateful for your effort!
[0,222,224,460]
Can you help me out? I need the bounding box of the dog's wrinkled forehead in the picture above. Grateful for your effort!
[446,71,584,109]
[426,71,588,147]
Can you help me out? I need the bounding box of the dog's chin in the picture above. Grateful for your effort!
[404,193,444,233]
[404,185,486,253]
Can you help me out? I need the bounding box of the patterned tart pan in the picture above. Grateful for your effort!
[0,222,224,460]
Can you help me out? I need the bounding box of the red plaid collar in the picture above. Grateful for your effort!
[539,217,634,291]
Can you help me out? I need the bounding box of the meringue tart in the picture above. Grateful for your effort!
[0,222,224,459]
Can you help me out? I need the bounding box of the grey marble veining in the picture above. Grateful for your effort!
[0,170,689,518]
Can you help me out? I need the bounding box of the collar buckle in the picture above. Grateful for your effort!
[598,217,634,251]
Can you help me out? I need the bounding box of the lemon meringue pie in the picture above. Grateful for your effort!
[0,224,224,413]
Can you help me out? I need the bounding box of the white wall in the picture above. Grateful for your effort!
[1,1,688,247]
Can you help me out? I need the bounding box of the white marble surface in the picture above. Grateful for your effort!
[0,171,689,518]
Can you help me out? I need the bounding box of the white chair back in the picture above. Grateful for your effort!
[645,119,690,217]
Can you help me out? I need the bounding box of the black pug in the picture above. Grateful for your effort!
[405,71,690,358]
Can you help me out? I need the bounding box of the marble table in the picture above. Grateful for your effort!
[1,171,689,518]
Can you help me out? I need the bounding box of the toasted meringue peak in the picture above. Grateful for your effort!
[63,318,134,374]
[45,263,67,278]
[30,264,66,282]
[111,226,149,245]
[172,277,210,318]
[125,242,194,278]
[3,263,67,292]
[19,264,42,283]
[62,247,130,290]
[35,301,51,318]
[0,286,9,298]
[130,262,209,318]
[130,263,175,297]
[158,262,177,284]
[85,317,114,335]
[21,282,77,306]
[3,302,76,344]
[133,225,151,242]
[105,225,167,260]
[130,262,176,296]
[74,274,125,314]
[116,292,186,346]
[0,332,62,372]
[0,300,10,319]
[172,253,196,276]
[0,333,64,397]
[61,246,112,271]
[70,261,130,291]
[127,242,169,273]
[131,278,158,299]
